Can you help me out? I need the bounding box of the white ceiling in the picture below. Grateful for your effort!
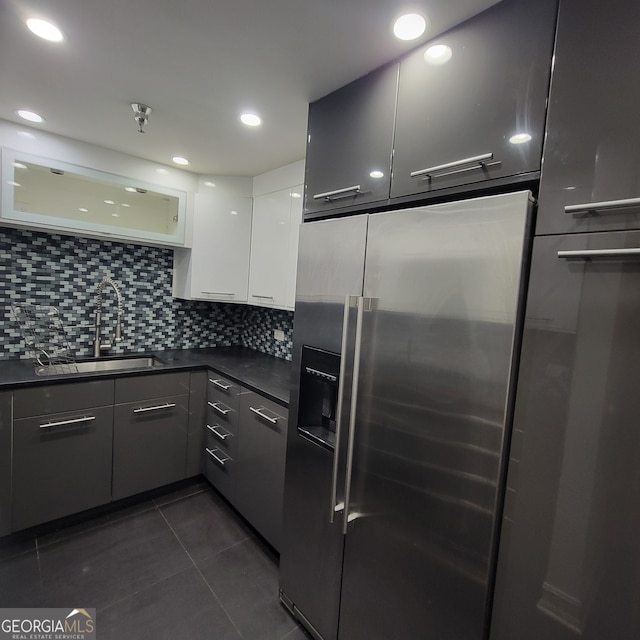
[0,0,501,177]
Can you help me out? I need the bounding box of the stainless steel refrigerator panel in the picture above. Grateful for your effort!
[280,215,369,640]
[491,231,640,640]
[338,192,532,640]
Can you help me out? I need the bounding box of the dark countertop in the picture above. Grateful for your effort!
[0,347,292,407]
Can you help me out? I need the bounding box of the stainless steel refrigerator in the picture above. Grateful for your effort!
[279,190,533,640]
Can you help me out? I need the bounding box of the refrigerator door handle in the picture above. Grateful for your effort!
[342,296,368,535]
[330,294,359,522]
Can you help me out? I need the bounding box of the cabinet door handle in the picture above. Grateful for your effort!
[206,447,231,466]
[312,185,362,201]
[410,152,494,178]
[207,424,231,440]
[209,378,231,390]
[251,294,275,300]
[249,406,278,424]
[564,197,640,215]
[557,248,640,260]
[201,291,235,297]
[133,402,176,414]
[40,415,96,429]
[208,401,231,415]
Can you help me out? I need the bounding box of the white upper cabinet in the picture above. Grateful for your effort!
[248,185,302,310]
[1,148,189,247]
[173,178,253,303]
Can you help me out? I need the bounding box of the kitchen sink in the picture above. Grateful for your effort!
[35,355,166,376]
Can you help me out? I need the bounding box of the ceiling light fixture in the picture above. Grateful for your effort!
[393,14,427,41]
[131,103,152,133]
[13,162,28,169]
[240,113,262,127]
[26,18,64,42]
[369,170,385,179]
[16,110,45,123]
[172,156,189,166]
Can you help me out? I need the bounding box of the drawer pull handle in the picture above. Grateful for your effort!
[410,152,494,178]
[249,406,278,424]
[133,402,176,414]
[207,424,231,440]
[40,415,96,429]
[251,294,275,300]
[313,185,362,201]
[209,378,231,390]
[208,401,231,415]
[558,248,640,260]
[206,447,231,466]
[564,196,640,215]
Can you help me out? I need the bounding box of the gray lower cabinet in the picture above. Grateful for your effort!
[186,371,206,477]
[11,380,115,531]
[0,391,11,536]
[0,392,12,536]
[235,391,288,551]
[112,372,190,500]
[203,372,241,503]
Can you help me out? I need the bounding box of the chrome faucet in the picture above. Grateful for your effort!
[94,277,124,357]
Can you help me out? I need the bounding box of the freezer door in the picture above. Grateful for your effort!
[338,192,532,640]
[491,231,640,640]
[280,215,368,640]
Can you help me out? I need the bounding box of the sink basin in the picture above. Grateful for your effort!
[35,355,166,376]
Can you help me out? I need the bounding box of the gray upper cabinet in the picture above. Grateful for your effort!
[303,63,399,218]
[536,0,640,235]
[390,0,557,201]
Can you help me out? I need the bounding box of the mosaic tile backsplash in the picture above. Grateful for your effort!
[0,228,293,361]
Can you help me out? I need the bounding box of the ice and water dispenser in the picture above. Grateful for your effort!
[297,346,340,450]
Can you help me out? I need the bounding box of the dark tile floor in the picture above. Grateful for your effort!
[0,478,310,640]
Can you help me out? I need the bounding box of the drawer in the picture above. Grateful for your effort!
[207,372,241,409]
[13,379,114,418]
[203,441,235,503]
[114,371,190,404]
[205,421,236,456]
[207,397,239,432]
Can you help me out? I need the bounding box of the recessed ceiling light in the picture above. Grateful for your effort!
[125,187,136,193]
[111,213,120,218]
[369,170,385,179]
[121,203,131,208]
[230,210,238,216]
[16,110,45,123]
[79,207,89,213]
[104,199,115,205]
[424,44,453,65]
[7,181,21,187]
[204,181,216,188]
[26,18,64,42]
[13,162,27,169]
[509,132,532,145]
[240,113,262,127]
[172,156,189,166]
[393,14,427,41]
